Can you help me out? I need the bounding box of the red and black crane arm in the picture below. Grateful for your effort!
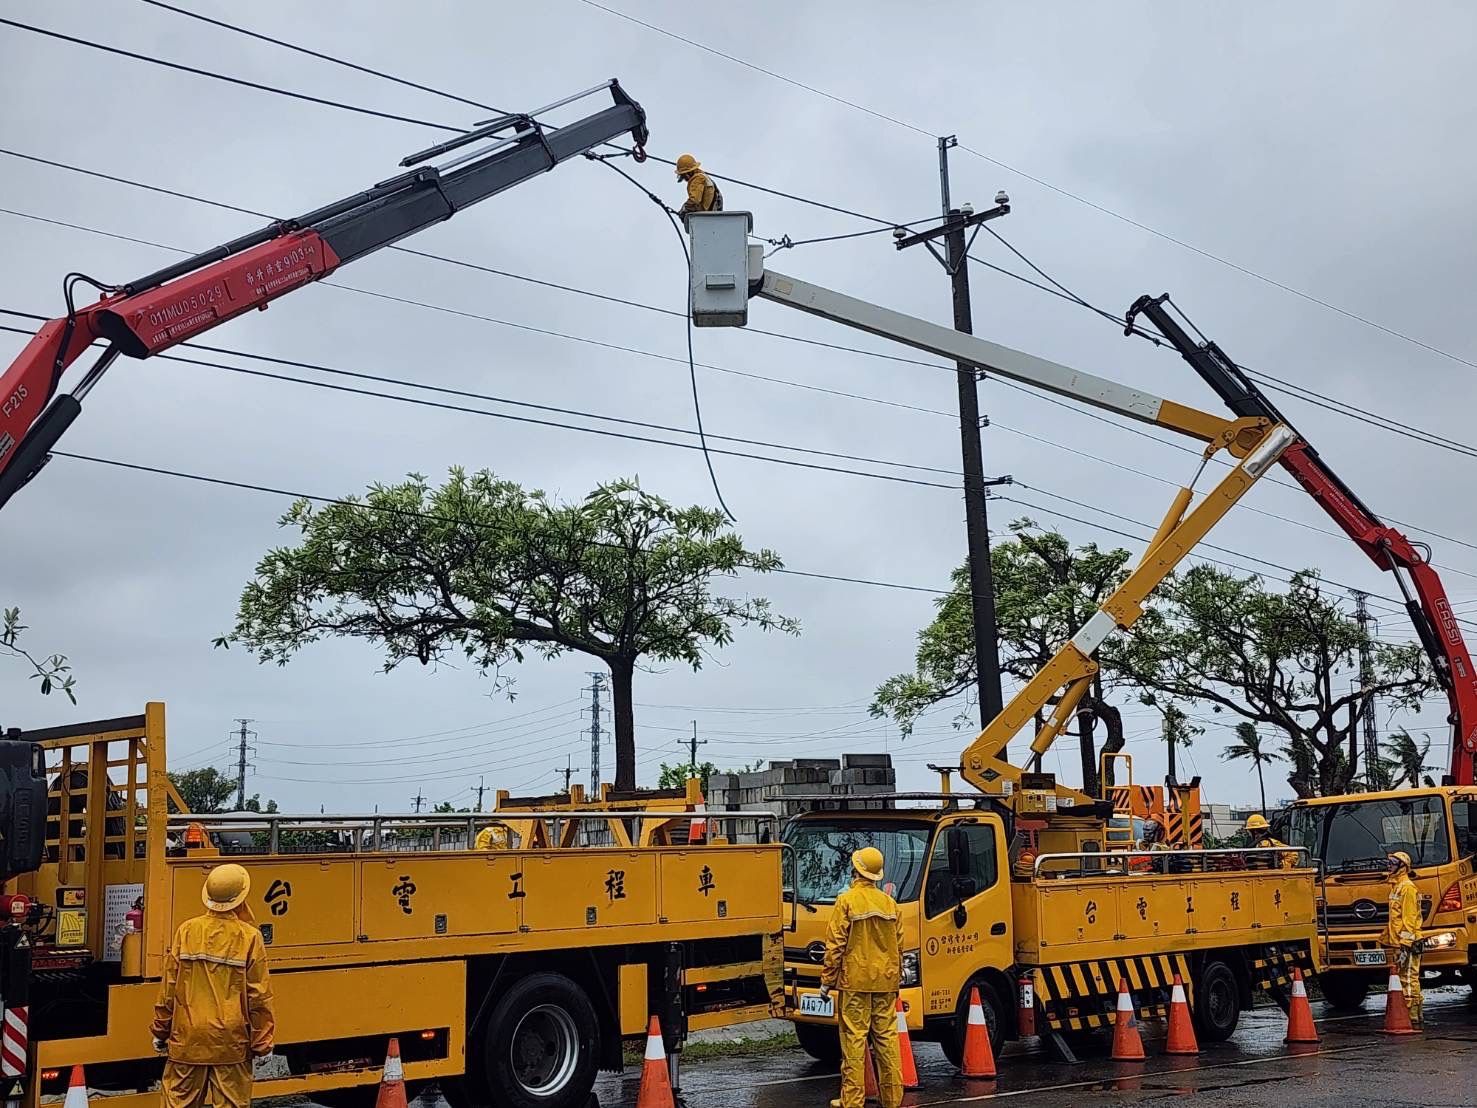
[1127,294,1477,783]
[0,79,648,514]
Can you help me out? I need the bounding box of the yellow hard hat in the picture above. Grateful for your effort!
[1245,814,1270,832]
[202,863,251,913]
[674,153,701,177]
[852,846,885,882]
[1387,850,1413,871]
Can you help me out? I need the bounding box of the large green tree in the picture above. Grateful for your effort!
[224,471,797,791]
[167,766,276,814]
[1117,567,1433,797]
[872,521,1132,794]
[2,606,75,702]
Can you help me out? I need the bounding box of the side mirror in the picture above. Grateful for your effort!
[947,825,975,924]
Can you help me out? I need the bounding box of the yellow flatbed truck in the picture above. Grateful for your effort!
[0,706,786,1108]
[781,793,1314,1063]
[1281,786,1477,1010]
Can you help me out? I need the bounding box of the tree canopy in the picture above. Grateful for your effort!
[872,521,1132,792]
[224,471,798,790]
[1116,567,1433,797]
[872,523,1435,799]
[168,766,275,814]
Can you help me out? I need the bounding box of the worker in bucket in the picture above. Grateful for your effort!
[152,863,275,1108]
[819,846,904,1108]
[675,153,723,214]
[1386,850,1425,1026]
[1244,813,1296,869]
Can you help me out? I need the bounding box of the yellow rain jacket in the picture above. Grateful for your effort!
[152,908,275,1064]
[1387,872,1422,947]
[1252,834,1298,870]
[680,170,722,214]
[821,876,904,993]
[474,824,509,850]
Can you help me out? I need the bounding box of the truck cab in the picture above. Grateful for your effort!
[781,799,1014,1065]
[1282,786,1477,1008]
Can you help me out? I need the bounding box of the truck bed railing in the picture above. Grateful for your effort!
[168,809,778,855]
[1031,845,1310,878]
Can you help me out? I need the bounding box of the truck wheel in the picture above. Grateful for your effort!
[477,972,599,1108]
[939,979,1004,1067]
[794,1022,842,1066]
[1192,959,1241,1042]
[1319,973,1370,1011]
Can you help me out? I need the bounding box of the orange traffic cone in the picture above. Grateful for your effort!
[63,1066,89,1108]
[1110,978,1146,1061]
[375,1038,409,1108]
[636,1015,677,1108]
[1164,974,1199,1055]
[1283,967,1319,1044]
[895,998,920,1090]
[1382,970,1419,1035]
[959,986,997,1079]
[863,1044,879,1102]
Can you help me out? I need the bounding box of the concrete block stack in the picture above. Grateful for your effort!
[706,753,895,842]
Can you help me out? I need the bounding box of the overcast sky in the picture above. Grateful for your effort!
[3,1,1474,814]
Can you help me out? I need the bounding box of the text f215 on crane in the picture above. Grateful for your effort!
[684,209,1323,1061]
[0,79,649,516]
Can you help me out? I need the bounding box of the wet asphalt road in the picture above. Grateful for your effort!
[575,988,1477,1107]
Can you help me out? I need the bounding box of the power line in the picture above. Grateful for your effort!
[0,17,464,132]
[0,319,957,492]
[572,1,1477,374]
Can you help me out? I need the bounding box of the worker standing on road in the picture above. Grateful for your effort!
[152,863,275,1108]
[1386,850,1424,1027]
[1244,813,1297,869]
[675,153,723,214]
[819,847,904,1108]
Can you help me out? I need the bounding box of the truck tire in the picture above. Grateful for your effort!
[1319,973,1370,1011]
[794,1021,842,1066]
[1192,958,1241,1042]
[475,972,600,1108]
[939,978,1004,1068]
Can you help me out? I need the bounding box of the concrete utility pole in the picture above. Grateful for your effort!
[232,718,255,811]
[473,775,487,813]
[586,672,606,795]
[895,136,1012,735]
[560,755,578,794]
[1352,590,1379,777]
[411,789,425,814]
[688,720,707,777]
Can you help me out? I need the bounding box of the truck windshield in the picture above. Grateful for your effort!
[1285,795,1451,873]
[783,821,932,904]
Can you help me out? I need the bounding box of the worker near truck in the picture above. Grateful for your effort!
[675,153,723,214]
[151,863,276,1108]
[1244,814,1297,869]
[1386,850,1424,1027]
[818,846,904,1108]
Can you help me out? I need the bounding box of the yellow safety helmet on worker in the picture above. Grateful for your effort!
[1244,813,1270,833]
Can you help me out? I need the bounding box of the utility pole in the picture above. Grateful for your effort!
[232,718,255,811]
[1352,590,1379,779]
[895,136,1012,735]
[411,788,425,814]
[586,672,606,795]
[688,720,707,777]
[473,775,487,813]
[560,755,579,794]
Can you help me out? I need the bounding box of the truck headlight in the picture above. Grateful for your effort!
[900,949,921,988]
